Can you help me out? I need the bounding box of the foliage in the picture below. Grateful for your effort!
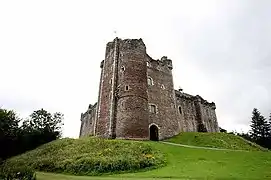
[0,165,36,180]
[0,108,20,161]
[0,107,64,161]
[249,108,271,149]
[165,132,266,151]
[2,137,165,176]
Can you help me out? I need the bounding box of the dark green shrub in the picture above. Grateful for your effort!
[0,165,36,180]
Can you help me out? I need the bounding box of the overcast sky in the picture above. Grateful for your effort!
[1,0,270,137]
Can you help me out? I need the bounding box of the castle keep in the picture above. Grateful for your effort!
[79,38,219,140]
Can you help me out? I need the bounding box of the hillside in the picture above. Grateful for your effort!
[38,141,271,179]
[164,132,266,151]
[2,134,271,179]
[2,137,165,176]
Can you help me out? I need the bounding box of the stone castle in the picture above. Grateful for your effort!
[79,38,219,140]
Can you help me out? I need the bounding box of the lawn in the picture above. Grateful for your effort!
[165,132,266,151]
[37,141,271,180]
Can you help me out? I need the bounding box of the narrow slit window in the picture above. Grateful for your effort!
[125,85,129,91]
[179,106,182,114]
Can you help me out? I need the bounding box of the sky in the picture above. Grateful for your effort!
[1,0,270,138]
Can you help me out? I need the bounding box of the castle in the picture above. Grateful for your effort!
[79,38,219,140]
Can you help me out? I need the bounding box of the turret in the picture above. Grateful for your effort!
[115,39,149,139]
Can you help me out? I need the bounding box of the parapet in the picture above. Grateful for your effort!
[175,90,216,109]
[105,38,146,56]
[147,55,173,73]
[80,102,97,120]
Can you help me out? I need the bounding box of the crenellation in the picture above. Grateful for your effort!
[79,38,219,139]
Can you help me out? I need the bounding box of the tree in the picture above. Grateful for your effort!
[250,108,270,148]
[0,107,64,160]
[20,109,64,150]
[22,109,63,137]
[0,108,20,161]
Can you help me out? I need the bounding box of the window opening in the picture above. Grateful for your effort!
[147,77,153,86]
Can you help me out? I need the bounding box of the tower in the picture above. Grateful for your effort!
[94,38,149,139]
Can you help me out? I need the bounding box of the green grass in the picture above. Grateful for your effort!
[3,133,271,179]
[165,132,266,151]
[2,137,165,176]
[37,141,271,179]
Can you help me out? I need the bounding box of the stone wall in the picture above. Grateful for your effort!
[79,103,97,137]
[95,39,118,138]
[175,90,219,133]
[147,56,179,139]
[115,39,149,139]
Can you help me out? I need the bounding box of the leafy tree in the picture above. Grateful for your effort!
[0,108,20,137]
[0,108,20,161]
[0,107,64,160]
[20,109,64,151]
[22,109,63,137]
[250,108,270,148]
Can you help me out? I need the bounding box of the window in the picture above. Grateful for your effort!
[178,106,182,114]
[149,104,157,113]
[147,77,153,86]
[125,85,129,91]
[121,66,125,71]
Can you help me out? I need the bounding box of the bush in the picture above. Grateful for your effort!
[2,138,165,176]
[0,165,36,180]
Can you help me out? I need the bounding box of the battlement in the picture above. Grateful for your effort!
[105,38,146,56]
[175,90,216,109]
[80,102,97,120]
[147,55,173,74]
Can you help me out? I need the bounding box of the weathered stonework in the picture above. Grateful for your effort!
[79,38,219,140]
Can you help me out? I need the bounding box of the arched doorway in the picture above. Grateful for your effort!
[149,125,159,141]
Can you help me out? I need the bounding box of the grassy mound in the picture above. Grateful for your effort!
[165,132,267,151]
[38,142,271,180]
[2,137,165,175]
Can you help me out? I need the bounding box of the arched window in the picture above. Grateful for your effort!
[147,77,153,86]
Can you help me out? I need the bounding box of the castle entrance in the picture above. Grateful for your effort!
[149,125,159,141]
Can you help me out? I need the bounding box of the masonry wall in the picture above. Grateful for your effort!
[115,39,149,139]
[175,91,219,133]
[175,91,198,132]
[200,102,219,132]
[95,40,117,138]
[79,104,97,137]
[147,56,179,139]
